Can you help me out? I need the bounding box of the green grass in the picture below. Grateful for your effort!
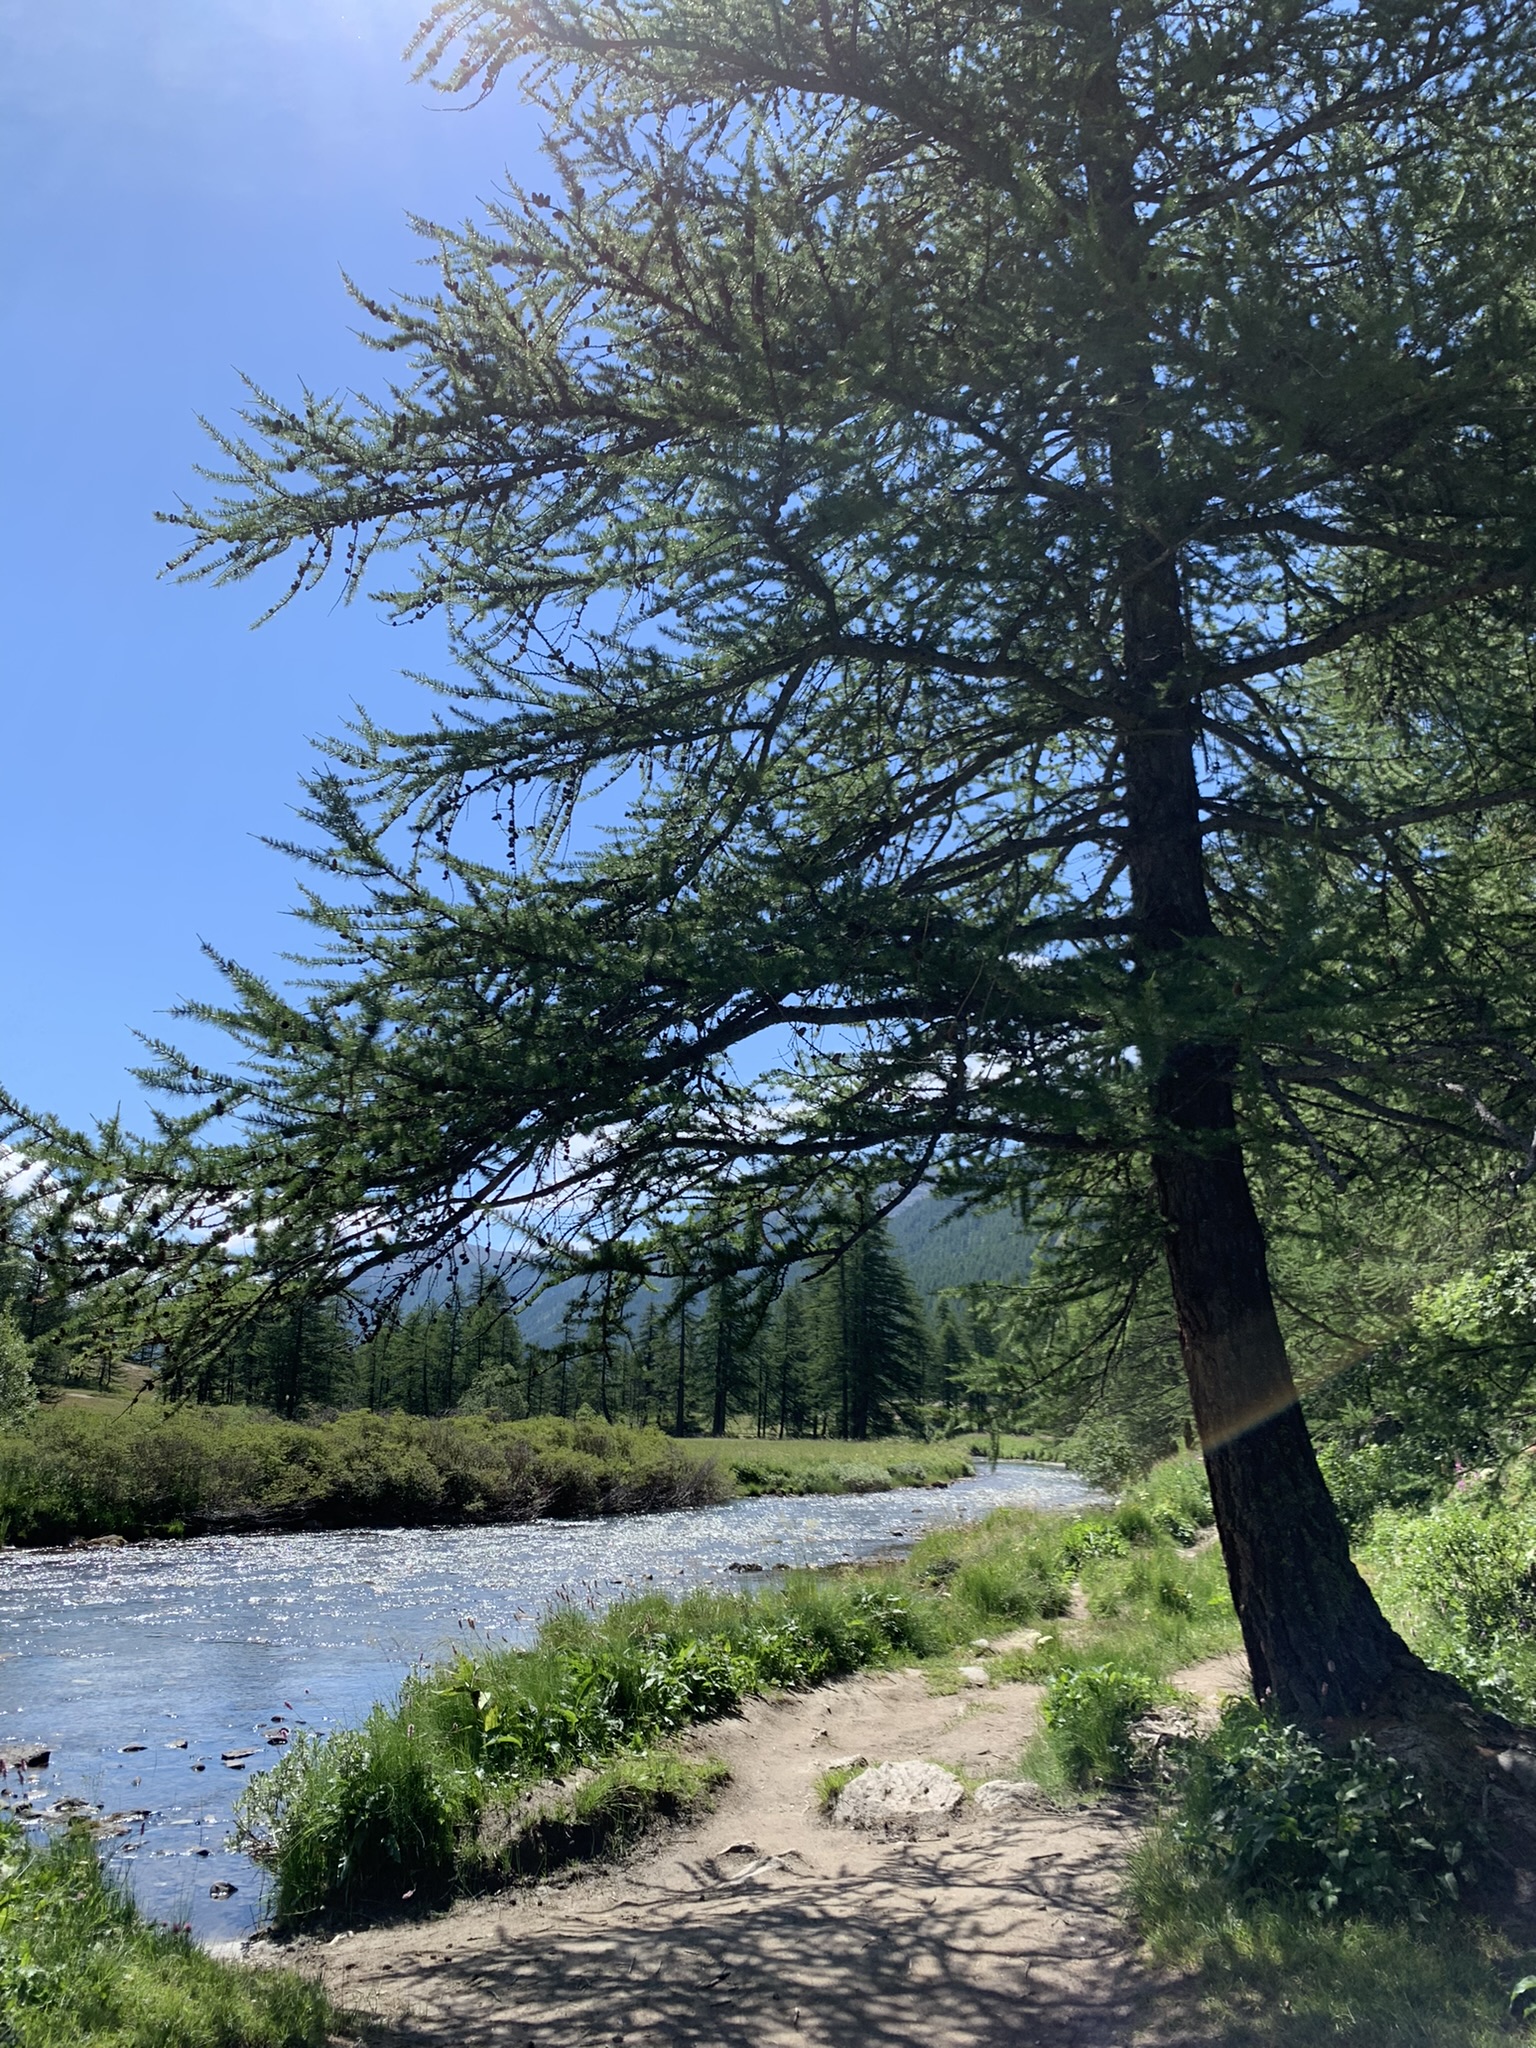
[1128,1826,1523,2047]
[814,1761,868,1812]
[0,1818,339,2048]
[1120,1450,1216,1544]
[722,1436,972,1495]
[476,1751,732,1881]
[0,1407,730,1545]
[956,1431,1066,1462]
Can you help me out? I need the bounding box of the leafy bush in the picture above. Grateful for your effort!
[1061,1517,1131,1568]
[1042,1664,1164,1787]
[0,1818,333,2048]
[0,1406,728,1544]
[1359,1493,1536,1720]
[1306,1253,1536,1529]
[1171,1701,1474,1917]
[1366,1495,1536,1649]
[1060,1415,1149,1488]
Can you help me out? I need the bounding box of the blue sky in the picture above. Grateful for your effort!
[0,0,545,1128]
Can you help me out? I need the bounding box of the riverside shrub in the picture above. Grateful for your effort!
[1358,1490,1536,1720]
[0,1408,726,1544]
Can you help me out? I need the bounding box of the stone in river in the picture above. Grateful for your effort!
[220,1749,256,1762]
[0,1748,51,1771]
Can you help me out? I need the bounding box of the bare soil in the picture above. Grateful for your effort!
[280,1649,1254,2047]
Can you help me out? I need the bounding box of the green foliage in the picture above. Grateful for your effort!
[1122,1454,1215,1546]
[816,1762,867,1813]
[1060,1517,1131,1569]
[0,1817,334,2048]
[1308,1252,1536,1529]
[1370,1495,1536,1651]
[724,1438,970,1496]
[1041,1665,1164,1789]
[1128,1828,1519,2048]
[909,1508,1076,1625]
[0,1313,35,1429]
[1361,1492,1536,1721]
[1167,1702,1474,1919]
[233,1707,471,1918]
[0,1406,726,1546]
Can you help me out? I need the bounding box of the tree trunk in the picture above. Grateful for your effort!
[1076,4,1429,1722]
[1151,1038,1415,1716]
[1122,715,1420,1720]
[711,1282,730,1437]
[674,1311,688,1436]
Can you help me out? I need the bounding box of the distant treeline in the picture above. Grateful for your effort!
[5,1218,994,1442]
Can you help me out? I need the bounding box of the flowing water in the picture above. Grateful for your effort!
[0,1461,1103,1937]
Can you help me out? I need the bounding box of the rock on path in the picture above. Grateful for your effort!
[832,1758,966,1835]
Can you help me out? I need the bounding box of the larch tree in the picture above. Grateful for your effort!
[14,0,1536,1722]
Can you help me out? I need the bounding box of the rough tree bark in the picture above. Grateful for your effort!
[1118,553,1420,1719]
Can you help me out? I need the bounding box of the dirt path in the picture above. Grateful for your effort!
[275,1653,1248,2047]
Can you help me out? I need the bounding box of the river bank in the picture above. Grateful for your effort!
[256,1461,1529,2048]
[0,1460,1098,1937]
[0,1408,975,1549]
[9,1459,1531,2047]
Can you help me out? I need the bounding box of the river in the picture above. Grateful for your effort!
[0,1460,1102,1937]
